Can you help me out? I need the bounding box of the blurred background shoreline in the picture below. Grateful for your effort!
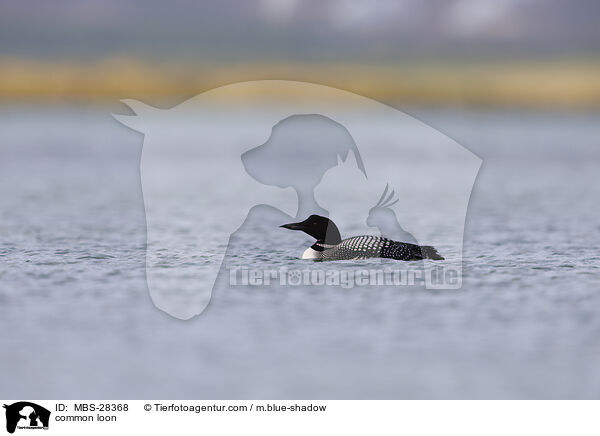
[2,0,599,109]
[2,56,600,108]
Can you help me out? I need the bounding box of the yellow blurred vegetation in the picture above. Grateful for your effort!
[1,57,600,108]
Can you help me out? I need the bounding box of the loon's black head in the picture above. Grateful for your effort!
[280,215,342,245]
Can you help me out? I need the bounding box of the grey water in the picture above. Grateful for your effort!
[1,105,599,398]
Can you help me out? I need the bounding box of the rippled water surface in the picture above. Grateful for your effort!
[1,106,599,398]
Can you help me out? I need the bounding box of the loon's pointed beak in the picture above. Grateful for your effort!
[280,222,305,231]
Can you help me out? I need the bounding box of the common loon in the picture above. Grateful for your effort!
[281,215,444,261]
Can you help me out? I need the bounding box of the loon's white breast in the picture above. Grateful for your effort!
[302,246,321,259]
